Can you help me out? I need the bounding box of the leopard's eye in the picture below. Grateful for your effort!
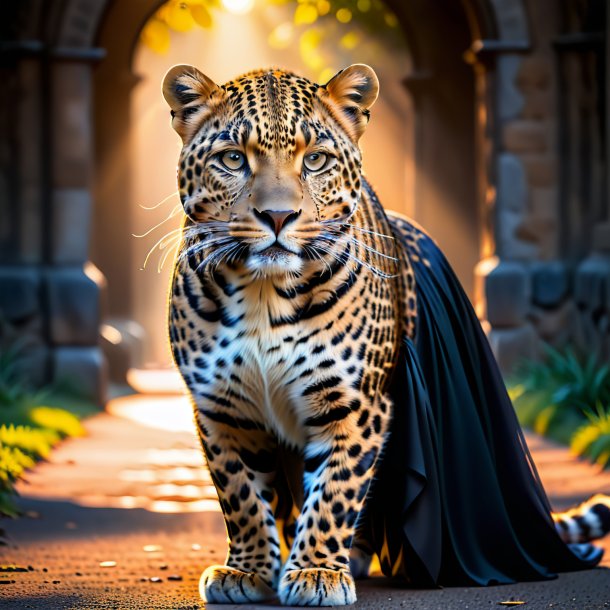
[220,150,246,171]
[303,152,328,172]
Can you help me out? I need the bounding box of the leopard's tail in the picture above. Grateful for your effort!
[552,494,610,544]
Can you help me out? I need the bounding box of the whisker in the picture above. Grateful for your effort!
[158,241,180,273]
[311,240,397,279]
[139,191,179,210]
[142,226,188,270]
[322,221,395,240]
[133,204,183,238]
[321,231,399,262]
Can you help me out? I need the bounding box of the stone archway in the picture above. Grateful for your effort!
[0,0,538,402]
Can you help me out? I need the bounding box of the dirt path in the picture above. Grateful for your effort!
[1,396,610,609]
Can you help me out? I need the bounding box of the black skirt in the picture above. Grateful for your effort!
[358,219,602,586]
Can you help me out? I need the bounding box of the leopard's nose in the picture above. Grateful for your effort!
[254,209,302,236]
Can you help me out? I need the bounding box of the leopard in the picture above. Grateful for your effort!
[161,64,610,606]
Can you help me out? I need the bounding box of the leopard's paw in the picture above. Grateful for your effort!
[279,567,356,606]
[199,565,274,604]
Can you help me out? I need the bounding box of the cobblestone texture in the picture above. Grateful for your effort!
[1,398,610,609]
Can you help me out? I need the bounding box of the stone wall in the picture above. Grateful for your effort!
[0,0,607,405]
[479,0,609,373]
[0,1,109,404]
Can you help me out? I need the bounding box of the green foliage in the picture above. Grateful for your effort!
[509,345,610,460]
[0,319,97,521]
[571,405,610,469]
[0,424,59,460]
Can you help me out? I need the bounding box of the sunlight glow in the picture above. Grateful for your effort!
[221,0,255,15]
[101,323,122,345]
[106,394,194,433]
[126,367,186,394]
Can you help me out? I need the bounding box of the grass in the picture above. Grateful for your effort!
[0,324,98,531]
[508,344,610,467]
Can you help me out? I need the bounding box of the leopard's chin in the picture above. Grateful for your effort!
[246,246,303,277]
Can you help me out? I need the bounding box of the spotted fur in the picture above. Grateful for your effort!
[161,64,607,606]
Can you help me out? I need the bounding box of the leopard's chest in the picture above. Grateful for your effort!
[171,273,358,447]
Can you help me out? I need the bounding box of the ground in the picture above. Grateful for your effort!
[1,394,610,609]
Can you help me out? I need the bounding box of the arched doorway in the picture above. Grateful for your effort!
[92,0,502,377]
[0,0,535,400]
[111,1,414,367]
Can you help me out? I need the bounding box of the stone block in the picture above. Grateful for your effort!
[516,188,558,258]
[521,90,553,121]
[574,253,610,310]
[516,56,552,90]
[593,222,610,253]
[51,188,92,264]
[53,346,107,406]
[481,261,531,327]
[531,262,569,308]
[497,207,539,260]
[529,301,575,345]
[17,60,43,264]
[574,254,610,358]
[488,323,539,375]
[503,120,548,154]
[0,265,41,322]
[521,154,555,188]
[51,63,92,189]
[45,265,100,345]
[497,55,524,121]
[530,188,556,221]
[497,153,527,213]
[490,0,528,41]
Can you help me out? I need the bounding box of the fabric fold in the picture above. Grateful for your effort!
[358,218,602,586]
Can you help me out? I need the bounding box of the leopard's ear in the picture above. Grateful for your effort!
[322,64,379,141]
[162,64,223,143]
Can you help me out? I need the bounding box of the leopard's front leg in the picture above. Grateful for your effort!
[279,396,391,606]
[194,407,281,604]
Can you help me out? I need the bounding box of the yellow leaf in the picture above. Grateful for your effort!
[29,407,85,438]
[384,11,399,28]
[268,22,294,50]
[357,0,371,12]
[318,67,336,84]
[300,28,323,54]
[340,31,359,50]
[156,4,172,21]
[141,19,171,54]
[294,4,318,25]
[316,0,330,16]
[300,28,325,71]
[166,2,195,32]
[336,7,352,23]
[191,4,212,27]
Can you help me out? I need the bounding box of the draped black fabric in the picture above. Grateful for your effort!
[358,221,602,586]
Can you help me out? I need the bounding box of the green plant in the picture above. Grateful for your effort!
[0,444,35,519]
[571,404,610,468]
[509,345,610,446]
[0,319,97,521]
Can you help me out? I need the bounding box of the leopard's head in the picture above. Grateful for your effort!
[162,65,379,277]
